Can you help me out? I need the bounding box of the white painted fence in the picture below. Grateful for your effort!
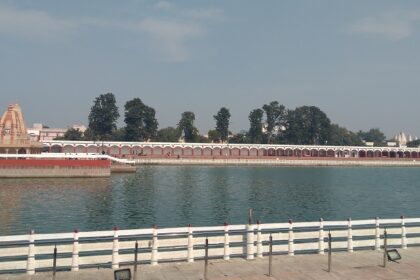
[0,217,419,275]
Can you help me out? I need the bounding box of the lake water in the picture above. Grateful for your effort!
[0,166,420,235]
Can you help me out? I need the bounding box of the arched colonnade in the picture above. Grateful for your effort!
[42,141,420,160]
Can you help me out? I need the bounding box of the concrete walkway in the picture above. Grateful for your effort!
[1,248,419,280]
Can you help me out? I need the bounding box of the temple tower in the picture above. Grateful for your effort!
[0,104,42,154]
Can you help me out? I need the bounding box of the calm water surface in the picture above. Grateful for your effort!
[0,166,419,235]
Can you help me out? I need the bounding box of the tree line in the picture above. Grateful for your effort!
[58,92,392,146]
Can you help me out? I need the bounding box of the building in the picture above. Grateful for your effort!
[28,123,87,141]
[0,104,42,154]
[394,132,418,147]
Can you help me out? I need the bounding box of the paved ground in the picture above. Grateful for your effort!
[1,248,419,280]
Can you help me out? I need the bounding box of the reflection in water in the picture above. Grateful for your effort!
[1,166,420,235]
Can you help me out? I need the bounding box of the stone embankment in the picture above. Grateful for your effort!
[134,157,420,167]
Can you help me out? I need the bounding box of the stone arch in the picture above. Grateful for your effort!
[203,147,212,156]
[63,145,74,153]
[109,145,119,155]
[121,146,131,156]
[249,148,258,157]
[74,145,86,154]
[86,145,98,154]
[153,146,163,156]
[231,147,240,157]
[183,147,193,156]
[326,149,335,157]
[51,145,62,153]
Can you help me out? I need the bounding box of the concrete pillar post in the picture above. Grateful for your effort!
[256,220,263,258]
[288,219,294,256]
[347,218,353,253]
[71,229,79,271]
[187,224,194,263]
[26,230,35,275]
[401,216,407,249]
[223,222,230,260]
[246,223,255,260]
[375,217,381,250]
[318,218,324,255]
[112,227,119,269]
[151,225,158,265]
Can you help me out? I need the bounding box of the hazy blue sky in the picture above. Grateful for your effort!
[1,1,420,138]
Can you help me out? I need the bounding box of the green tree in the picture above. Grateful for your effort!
[328,124,363,146]
[177,111,199,142]
[357,128,386,146]
[88,93,119,140]
[214,107,231,143]
[248,109,264,144]
[64,128,83,140]
[229,132,249,144]
[155,127,181,142]
[285,106,331,145]
[208,129,222,143]
[111,128,126,141]
[124,98,158,141]
[407,139,420,147]
[262,101,286,144]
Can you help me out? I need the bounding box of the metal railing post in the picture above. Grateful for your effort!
[53,244,57,276]
[134,241,138,272]
[383,229,388,268]
[327,231,332,272]
[268,234,273,277]
[204,237,209,280]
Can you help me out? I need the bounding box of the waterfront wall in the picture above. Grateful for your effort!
[0,217,418,274]
[0,159,111,178]
[134,157,420,167]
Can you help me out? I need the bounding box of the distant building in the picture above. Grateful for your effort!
[27,123,86,141]
[394,132,418,147]
[0,104,42,154]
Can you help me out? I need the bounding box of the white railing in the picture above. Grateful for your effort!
[0,217,419,275]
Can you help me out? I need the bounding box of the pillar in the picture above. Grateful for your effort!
[71,229,79,271]
[246,223,255,260]
[151,226,158,265]
[347,218,353,253]
[288,219,294,256]
[318,218,324,255]
[187,224,194,262]
[256,220,263,258]
[223,222,230,260]
[401,216,407,249]
[26,230,35,275]
[375,217,380,251]
[112,227,119,269]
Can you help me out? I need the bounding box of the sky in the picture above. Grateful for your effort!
[1,0,420,138]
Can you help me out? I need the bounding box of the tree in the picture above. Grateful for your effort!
[208,129,222,143]
[285,106,331,145]
[229,132,249,144]
[64,128,83,141]
[124,98,158,141]
[328,124,363,146]
[357,128,386,146]
[155,127,181,142]
[177,111,199,142]
[407,139,420,147]
[248,109,264,144]
[262,101,286,144]
[214,107,231,143]
[88,93,119,140]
